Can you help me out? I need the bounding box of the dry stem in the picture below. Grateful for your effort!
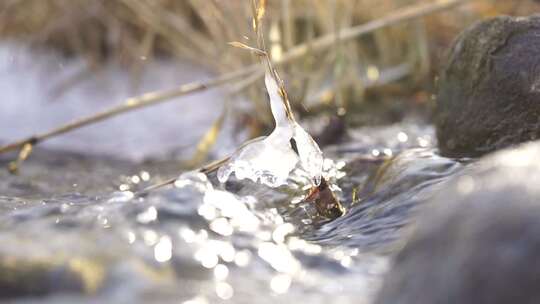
[0,0,469,161]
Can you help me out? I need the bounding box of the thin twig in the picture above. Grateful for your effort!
[134,155,230,197]
[0,66,257,155]
[0,0,469,157]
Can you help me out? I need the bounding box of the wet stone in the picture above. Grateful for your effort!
[436,15,540,157]
[376,141,540,304]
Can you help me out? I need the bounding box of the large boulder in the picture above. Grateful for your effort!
[436,15,540,157]
[375,142,540,304]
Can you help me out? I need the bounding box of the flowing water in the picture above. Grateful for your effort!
[0,45,464,304]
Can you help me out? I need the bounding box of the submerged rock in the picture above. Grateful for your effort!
[436,15,540,157]
[375,142,540,304]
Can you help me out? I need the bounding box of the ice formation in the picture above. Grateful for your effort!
[217,70,323,188]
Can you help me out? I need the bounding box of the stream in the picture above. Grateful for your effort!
[0,43,464,304]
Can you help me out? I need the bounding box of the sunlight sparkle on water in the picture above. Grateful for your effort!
[272,223,295,243]
[214,264,229,281]
[127,231,136,244]
[140,171,150,181]
[270,274,292,294]
[107,191,134,203]
[234,250,251,267]
[143,229,159,246]
[208,240,236,262]
[180,228,209,244]
[179,227,196,243]
[417,136,430,147]
[154,236,172,263]
[287,237,322,255]
[195,247,219,269]
[340,256,353,268]
[183,296,208,304]
[215,282,234,300]
[203,190,260,232]
[258,242,300,274]
[198,204,217,221]
[397,131,409,142]
[137,206,157,223]
[209,217,233,236]
[131,175,141,184]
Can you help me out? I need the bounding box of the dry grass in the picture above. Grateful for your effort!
[0,0,538,170]
[0,0,537,122]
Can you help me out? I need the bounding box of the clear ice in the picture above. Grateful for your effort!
[217,71,323,187]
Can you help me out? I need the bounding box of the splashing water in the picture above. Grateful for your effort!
[217,72,323,187]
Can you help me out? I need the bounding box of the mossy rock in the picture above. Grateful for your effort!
[436,15,540,157]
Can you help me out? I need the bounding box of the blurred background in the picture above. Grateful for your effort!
[0,0,537,163]
[2,2,540,303]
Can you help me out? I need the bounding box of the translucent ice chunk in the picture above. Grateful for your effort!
[217,133,298,188]
[264,72,290,129]
[217,69,323,187]
[292,123,323,185]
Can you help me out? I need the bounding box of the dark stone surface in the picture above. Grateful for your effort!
[375,142,540,304]
[436,15,540,157]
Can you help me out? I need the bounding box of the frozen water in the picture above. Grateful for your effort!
[217,70,323,187]
[292,123,324,185]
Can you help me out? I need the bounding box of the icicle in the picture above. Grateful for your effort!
[217,67,323,187]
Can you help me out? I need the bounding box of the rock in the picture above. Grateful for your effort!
[436,15,540,157]
[375,142,540,304]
